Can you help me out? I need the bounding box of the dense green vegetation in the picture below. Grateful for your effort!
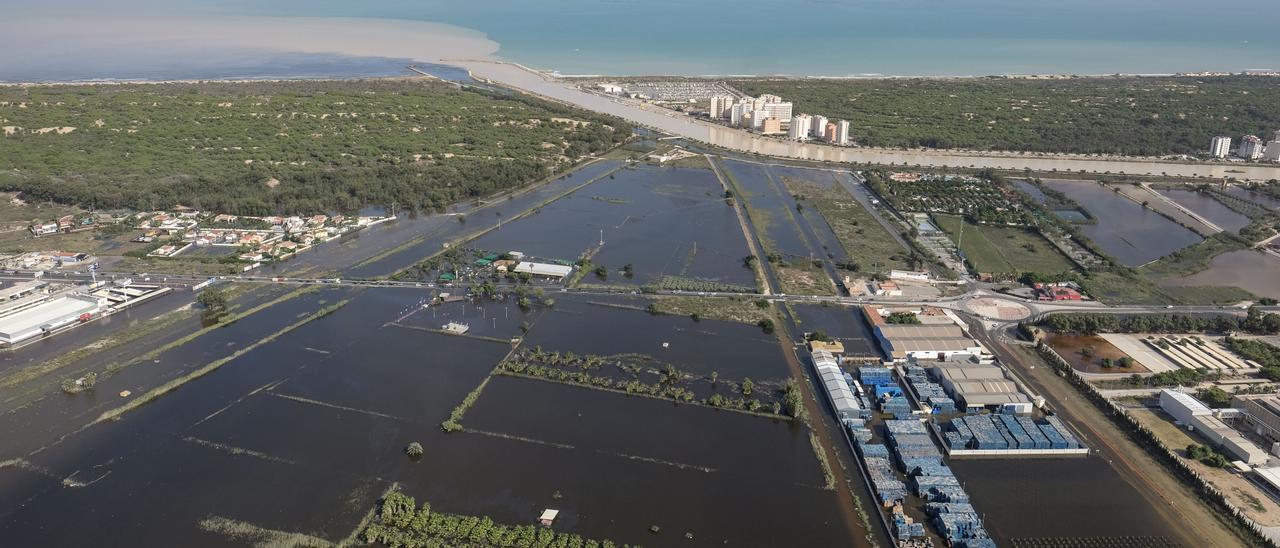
[1045,308,1280,336]
[1185,444,1231,468]
[365,491,635,548]
[733,76,1280,155]
[1224,338,1280,381]
[0,80,630,215]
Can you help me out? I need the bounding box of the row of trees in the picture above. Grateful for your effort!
[366,491,632,548]
[1043,308,1280,336]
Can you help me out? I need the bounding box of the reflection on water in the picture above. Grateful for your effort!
[1155,189,1251,233]
[1042,179,1201,266]
[1160,250,1280,299]
[950,457,1180,545]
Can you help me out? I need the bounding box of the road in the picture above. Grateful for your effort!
[455,60,1280,182]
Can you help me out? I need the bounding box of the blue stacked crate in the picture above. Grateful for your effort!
[945,431,970,449]
[1037,420,1068,449]
[1044,415,1081,449]
[881,395,913,418]
[865,454,907,507]
[996,414,1034,449]
[913,475,962,499]
[885,419,928,436]
[858,441,891,458]
[926,502,991,546]
[966,416,1009,450]
[1016,416,1051,449]
[875,384,904,398]
[927,395,957,414]
[860,366,893,387]
[989,414,1019,448]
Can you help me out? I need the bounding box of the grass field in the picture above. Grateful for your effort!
[781,176,910,273]
[933,214,1074,275]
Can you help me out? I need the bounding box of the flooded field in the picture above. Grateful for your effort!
[524,296,789,381]
[286,159,622,278]
[1221,186,1280,211]
[718,159,814,259]
[0,287,861,546]
[470,164,756,288]
[1042,179,1202,266]
[786,303,880,358]
[1159,250,1280,300]
[1155,188,1251,233]
[950,457,1179,546]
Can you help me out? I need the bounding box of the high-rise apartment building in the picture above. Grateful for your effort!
[789,114,813,140]
[1210,136,1232,158]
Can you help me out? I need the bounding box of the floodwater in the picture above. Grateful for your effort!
[0,287,861,546]
[1155,189,1251,233]
[786,304,880,358]
[950,457,1180,545]
[523,297,788,381]
[283,159,621,278]
[470,164,755,287]
[719,160,814,258]
[1221,186,1280,211]
[1160,250,1280,300]
[1041,179,1202,266]
[1013,180,1050,204]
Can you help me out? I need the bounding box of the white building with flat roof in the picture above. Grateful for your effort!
[789,114,812,140]
[836,120,851,146]
[513,262,573,278]
[1239,135,1265,160]
[811,115,828,139]
[0,293,101,347]
[1210,136,1232,158]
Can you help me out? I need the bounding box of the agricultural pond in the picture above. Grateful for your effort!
[1159,250,1280,300]
[1154,188,1251,233]
[1041,179,1202,266]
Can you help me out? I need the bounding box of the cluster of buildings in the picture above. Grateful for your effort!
[707,94,852,145]
[1160,389,1271,465]
[807,304,1094,545]
[1210,131,1280,161]
[1032,281,1084,301]
[131,211,385,267]
[0,278,167,347]
[2,251,93,270]
[28,214,96,236]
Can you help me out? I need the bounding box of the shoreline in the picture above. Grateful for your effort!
[6,65,1279,88]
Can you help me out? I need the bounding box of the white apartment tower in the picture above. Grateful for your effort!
[709,95,736,120]
[1210,136,1232,158]
[1239,135,1264,160]
[835,120,851,146]
[811,115,829,139]
[789,114,813,140]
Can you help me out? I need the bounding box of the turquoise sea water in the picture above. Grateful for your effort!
[6,0,1280,78]
[217,0,1280,76]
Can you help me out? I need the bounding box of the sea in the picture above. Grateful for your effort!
[3,0,1280,80]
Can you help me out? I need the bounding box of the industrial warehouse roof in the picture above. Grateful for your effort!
[892,338,981,353]
[877,324,967,340]
[0,280,45,300]
[957,393,1032,406]
[513,262,572,277]
[935,364,1006,381]
[0,295,98,343]
[950,379,1019,396]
